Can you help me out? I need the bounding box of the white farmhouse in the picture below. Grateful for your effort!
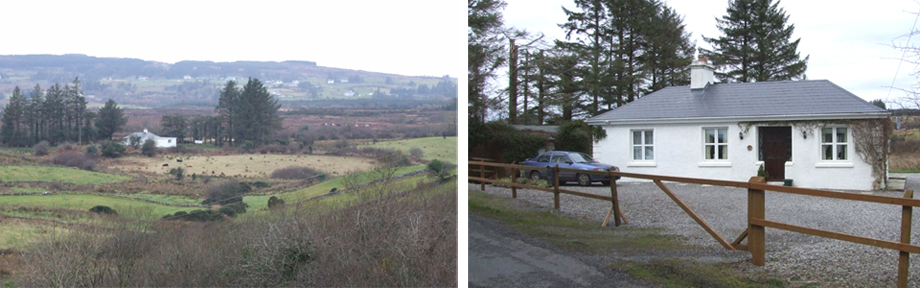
[123,129,177,148]
[587,57,890,190]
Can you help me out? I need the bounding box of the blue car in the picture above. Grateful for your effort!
[523,151,620,186]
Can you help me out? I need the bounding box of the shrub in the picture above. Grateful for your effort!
[469,120,544,163]
[169,167,185,180]
[89,205,117,215]
[56,141,78,151]
[217,202,249,217]
[33,141,50,156]
[427,159,452,182]
[242,141,255,150]
[128,135,142,149]
[203,180,252,205]
[334,137,348,148]
[53,152,96,171]
[409,147,424,158]
[167,209,222,222]
[271,166,321,180]
[267,196,285,209]
[555,120,607,154]
[100,141,126,158]
[141,139,157,157]
[85,145,98,157]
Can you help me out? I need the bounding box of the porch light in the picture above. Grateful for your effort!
[802,130,807,139]
[739,131,744,140]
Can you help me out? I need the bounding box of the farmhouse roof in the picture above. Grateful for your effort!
[124,128,160,139]
[587,80,889,124]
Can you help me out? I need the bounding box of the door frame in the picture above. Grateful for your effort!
[758,126,792,181]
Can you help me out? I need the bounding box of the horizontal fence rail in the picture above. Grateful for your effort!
[468,160,918,287]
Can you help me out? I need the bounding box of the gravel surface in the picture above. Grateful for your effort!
[470,178,920,287]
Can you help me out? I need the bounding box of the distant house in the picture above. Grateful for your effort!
[587,57,890,190]
[327,79,335,84]
[344,89,356,97]
[123,129,177,148]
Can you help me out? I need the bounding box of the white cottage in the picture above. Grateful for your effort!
[123,129,177,148]
[587,58,890,190]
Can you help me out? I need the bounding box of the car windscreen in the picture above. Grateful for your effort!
[569,152,595,163]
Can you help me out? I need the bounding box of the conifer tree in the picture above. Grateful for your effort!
[95,99,127,141]
[701,0,808,82]
[1,87,27,146]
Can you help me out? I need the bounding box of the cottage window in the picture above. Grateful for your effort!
[632,130,654,160]
[703,128,728,160]
[821,127,847,160]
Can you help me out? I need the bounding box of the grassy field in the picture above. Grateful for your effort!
[0,166,133,184]
[108,154,374,178]
[244,165,427,210]
[359,136,457,162]
[0,194,195,219]
[0,219,68,249]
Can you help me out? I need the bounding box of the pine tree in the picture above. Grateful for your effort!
[234,78,282,146]
[644,6,695,91]
[216,80,240,146]
[701,0,808,82]
[1,87,27,147]
[469,0,507,122]
[558,0,612,114]
[95,99,127,141]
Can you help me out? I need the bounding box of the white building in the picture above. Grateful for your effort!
[123,129,177,148]
[587,58,890,190]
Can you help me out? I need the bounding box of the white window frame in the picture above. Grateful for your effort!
[821,126,848,161]
[703,127,729,161]
[631,129,654,161]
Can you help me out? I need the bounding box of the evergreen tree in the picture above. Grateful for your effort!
[161,114,188,144]
[216,80,240,146]
[701,0,808,82]
[1,87,28,147]
[234,78,282,146]
[469,0,507,122]
[644,6,695,91]
[558,0,612,114]
[95,99,127,141]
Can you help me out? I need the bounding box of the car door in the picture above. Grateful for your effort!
[551,153,577,181]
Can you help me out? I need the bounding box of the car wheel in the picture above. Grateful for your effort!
[577,173,591,186]
[529,171,542,181]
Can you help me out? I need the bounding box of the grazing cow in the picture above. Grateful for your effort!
[186,165,193,168]
[177,159,183,163]
[162,164,168,167]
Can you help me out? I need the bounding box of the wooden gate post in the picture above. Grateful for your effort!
[898,190,914,288]
[511,162,518,199]
[748,176,766,266]
[553,164,560,210]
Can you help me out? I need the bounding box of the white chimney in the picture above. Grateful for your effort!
[143,128,148,133]
[690,56,715,90]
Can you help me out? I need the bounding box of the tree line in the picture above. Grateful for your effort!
[1,78,127,147]
[469,0,808,124]
[160,78,283,147]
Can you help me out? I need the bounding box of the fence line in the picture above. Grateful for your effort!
[469,160,918,287]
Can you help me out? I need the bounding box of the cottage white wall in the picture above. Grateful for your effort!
[593,122,876,191]
[155,137,177,148]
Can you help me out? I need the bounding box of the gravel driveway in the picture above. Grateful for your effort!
[470,178,920,287]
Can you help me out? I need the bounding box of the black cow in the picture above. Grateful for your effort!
[177,159,183,163]
[162,164,168,167]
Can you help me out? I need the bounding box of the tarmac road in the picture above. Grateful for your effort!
[468,214,651,288]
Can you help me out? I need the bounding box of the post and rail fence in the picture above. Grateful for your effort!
[468,160,919,287]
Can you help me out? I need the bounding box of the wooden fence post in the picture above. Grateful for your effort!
[602,178,622,227]
[748,176,766,266]
[511,162,518,199]
[553,164,560,210]
[480,163,485,191]
[898,190,913,288]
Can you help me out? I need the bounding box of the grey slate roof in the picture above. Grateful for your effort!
[123,131,160,139]
[587,80,888,124]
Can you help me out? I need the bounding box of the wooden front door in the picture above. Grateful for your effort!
[759,127,791,181]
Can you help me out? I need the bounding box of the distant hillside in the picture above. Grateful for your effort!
[0,54,457,108]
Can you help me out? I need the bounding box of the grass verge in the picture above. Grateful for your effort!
[468,189,797,288]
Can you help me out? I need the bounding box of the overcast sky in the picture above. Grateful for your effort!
[1,0,462,78]
[503,0,920,103]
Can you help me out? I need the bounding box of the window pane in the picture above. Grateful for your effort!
[633,147,641,160]
[837,128,847,143]
[718,129,727,143]
[837,144,847,160]
[823,128,833,143]
[633,131,641,145]
[706,129,715,144]
[705,145,714,159]
[645,146,654,160]
[645,131,653,145]
[719,144,727,159]
[823,145,832,160]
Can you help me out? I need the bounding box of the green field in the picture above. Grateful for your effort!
[359,136,457,162]
[244,165,426,210]
[0,194,195,219]
[0,166,133,184]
